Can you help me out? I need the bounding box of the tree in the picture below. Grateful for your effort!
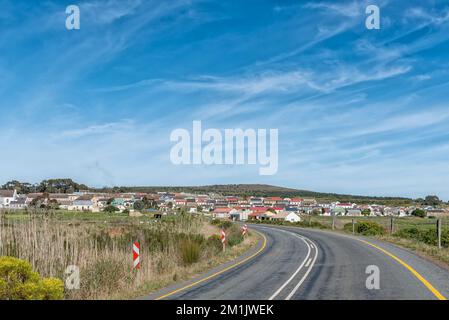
[424,195,441,206]
[411,209,426,218]
[103,205,119,214]
[361,209,371,216]
[37,179,88,193]
[133,200,144,211]
[47,199,60,210]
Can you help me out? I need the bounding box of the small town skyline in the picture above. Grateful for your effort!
[1,178,447,203]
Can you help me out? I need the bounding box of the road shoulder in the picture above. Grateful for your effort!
[140,231,266,300]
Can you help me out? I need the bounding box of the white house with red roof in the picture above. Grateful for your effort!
[264,197,282,205]
[213,207,237,219]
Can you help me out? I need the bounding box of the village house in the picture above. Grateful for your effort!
[346,209,362,216]
[9,197,26,210]
[426,208,449,217]
[331,207,346,216]
[71,194,96,212]
[0,189,18,208]
[263,197,282,206]
[249,197,264,207]
[226,197,239,206]
[230,208,251,221]
[334,202,355,209]
[214,198,229,208]
[302,198,317,206]
[289,198,303,206]
[271,211,301,223]
[213,207,236,219]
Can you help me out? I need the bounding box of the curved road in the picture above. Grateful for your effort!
[144,224,449,300]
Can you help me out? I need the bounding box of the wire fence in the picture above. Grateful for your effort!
[302,215,448,248]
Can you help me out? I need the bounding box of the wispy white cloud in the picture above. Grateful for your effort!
[304,1,364,17]
[404,7,449,26]
[81,0,143,25]
[59,120,135,138]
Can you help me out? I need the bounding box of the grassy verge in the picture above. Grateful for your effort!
[375,235,449,268]
[0,212,258,300]
[129,228,258,299]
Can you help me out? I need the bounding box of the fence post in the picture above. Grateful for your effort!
[352,219,355,235]
[437,219,442,249]
[390,217,394,234]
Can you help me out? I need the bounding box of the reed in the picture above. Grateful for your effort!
[0,211,228,299]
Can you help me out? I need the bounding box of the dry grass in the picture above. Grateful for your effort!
[0,212,257,299]
[377,235,449,269]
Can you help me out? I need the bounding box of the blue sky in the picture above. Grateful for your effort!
[1,0,449,199]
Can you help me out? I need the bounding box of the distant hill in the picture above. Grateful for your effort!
[94,184,415,206]
[1,179,419,206]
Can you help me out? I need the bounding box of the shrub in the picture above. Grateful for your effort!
[81,258,129,298]
[394,227,449,247]
[0,256,63,300]
[103,205,119,213]
[353,221,385,236]
[226,225,244,247]
[210,219,233,230]
[411,209,426,218]
[207,234,223,251]
[179,239,201,265]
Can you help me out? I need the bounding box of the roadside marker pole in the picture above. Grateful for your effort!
[390,217,395,234]
[133,242,140,269]
[241,224,248,237]
[437,219,442,249]
[220,229,226,252]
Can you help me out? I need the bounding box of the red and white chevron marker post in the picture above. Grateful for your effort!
[220,228,226,252]
[133,242,140,269]
[241,224,248,237]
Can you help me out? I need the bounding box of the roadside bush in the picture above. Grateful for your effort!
[210,219,232,230]
[352,221,385,236]
[207,234,223,252]
[226,225,244,247]
[411,209,426,218]
[103,205,119,213]
[179,239,201,265]
[394,228,449,247]
[343,223,354,233]
[0,256,63,300]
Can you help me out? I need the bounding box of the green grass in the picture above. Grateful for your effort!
[0,209,160,223]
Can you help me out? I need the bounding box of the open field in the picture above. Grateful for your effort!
[302,215,448,233]
[0,211,257,299]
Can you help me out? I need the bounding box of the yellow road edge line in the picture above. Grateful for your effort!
[154,230,268,300]
[358,239,446,300]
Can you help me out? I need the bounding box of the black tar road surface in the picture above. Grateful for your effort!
[144,224,449,300]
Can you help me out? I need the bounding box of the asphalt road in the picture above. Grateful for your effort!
[144,224,449,300]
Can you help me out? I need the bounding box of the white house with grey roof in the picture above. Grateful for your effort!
[0,189,18,208]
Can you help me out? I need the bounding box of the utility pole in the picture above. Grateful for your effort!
[332,215,336,231]
[352,219,355,235]
[437,219,442,249]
